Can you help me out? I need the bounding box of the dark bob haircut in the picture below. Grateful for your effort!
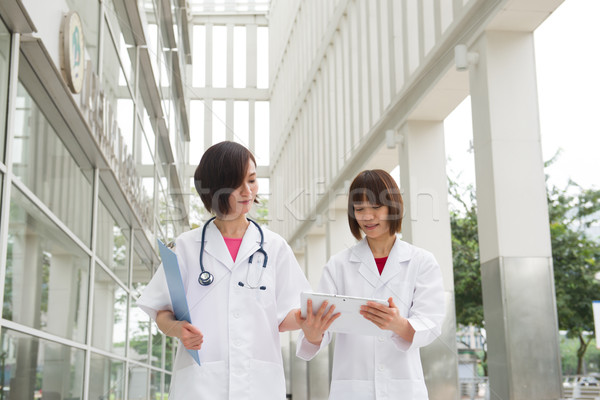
[194,141,258,216]
[347,169,403,240]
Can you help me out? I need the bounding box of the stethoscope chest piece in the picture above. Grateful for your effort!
[198,270,214,286]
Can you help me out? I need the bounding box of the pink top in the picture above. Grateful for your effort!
[223,237,244,262]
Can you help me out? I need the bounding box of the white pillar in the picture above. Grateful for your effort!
[399,120,459,400]
[469,30,561,399]
[305,232,329,400]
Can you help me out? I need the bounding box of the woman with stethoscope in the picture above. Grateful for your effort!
[137,141,311,399]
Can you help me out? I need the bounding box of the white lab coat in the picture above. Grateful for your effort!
[296,235,445,400]
[137,221,310,400]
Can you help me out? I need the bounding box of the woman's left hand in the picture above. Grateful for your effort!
[360,297,415,341]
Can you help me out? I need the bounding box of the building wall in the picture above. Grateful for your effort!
[0,0,192,397]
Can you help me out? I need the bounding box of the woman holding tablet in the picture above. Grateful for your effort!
[295,169,445,400]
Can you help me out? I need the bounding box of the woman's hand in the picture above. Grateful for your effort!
[294,299,340,345]
[180,322,204,350]
[360,297,415,342]
[156,310,204,350]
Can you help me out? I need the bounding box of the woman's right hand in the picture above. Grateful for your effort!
[294,299,340,345]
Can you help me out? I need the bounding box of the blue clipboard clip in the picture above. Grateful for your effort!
[157,239,201,366]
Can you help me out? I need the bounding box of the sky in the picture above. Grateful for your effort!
[444,0,600,192]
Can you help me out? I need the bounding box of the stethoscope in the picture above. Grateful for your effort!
[198,216,268,290]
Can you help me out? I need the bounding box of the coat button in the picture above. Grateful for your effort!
[378,336,385,342]
[233,312,241,318]
[378,364,385,371]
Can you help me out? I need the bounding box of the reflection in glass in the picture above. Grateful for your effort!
[0,19,10,162]
[89,353,125,400]
[0,328,85,399]
[128,365,149,400]
[128,303,150,364]
[93,265,127,354]
[96,199,130,284]
[102,23,134,161]
[151,322,163,368]
[4,186,89,342]
[151,369,163,399]
[12,82,93,245]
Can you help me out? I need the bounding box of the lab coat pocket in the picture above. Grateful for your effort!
[387,378,428,400]
[249,359,286,399]
[170,360,227,399]
[329,379,373,399]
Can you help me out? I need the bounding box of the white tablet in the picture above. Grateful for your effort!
[300,292,389,336]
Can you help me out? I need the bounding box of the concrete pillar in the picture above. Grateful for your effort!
[469,31,561,399]
[305,232,329,400]
[398,120,459,400]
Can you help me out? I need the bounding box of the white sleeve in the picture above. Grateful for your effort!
[295,261,338,360]
[391,251,446,351]
[275,241,312,324]
[136,264,173,321]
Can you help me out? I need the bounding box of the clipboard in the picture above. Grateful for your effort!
[157,239,201,365]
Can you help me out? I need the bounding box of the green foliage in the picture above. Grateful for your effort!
[450,174,600,376]
[560,336,600,375]
[548,180,600,374]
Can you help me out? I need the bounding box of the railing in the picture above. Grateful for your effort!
[459,377,489,400]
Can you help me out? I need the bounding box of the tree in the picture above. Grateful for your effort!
[449,178,487,375]
[548,180,600,374]
[450,176,600,376]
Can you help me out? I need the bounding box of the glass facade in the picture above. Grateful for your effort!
[0,0,187,396]
[0,18,9,162]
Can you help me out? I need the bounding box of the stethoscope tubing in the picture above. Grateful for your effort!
[198,216,267,287]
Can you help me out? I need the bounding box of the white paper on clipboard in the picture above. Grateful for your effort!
[157,239,201,365]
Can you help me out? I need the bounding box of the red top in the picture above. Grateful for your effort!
[374,256,388,275]
[223,237,243,262]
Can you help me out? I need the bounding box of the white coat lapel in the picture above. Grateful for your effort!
[199,221,234,270]
[350,239,381,288]
[233,221,264,267]
[378,237,412,287]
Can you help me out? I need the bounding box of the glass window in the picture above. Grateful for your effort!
[89,353,125,400]
[151,322,163,368]
[0,19,10,162]
[12,82,93,246]
[0,327,85,399]
[105,0,136,88]
[96,197,130,284]
[234,101,249,147]
[92,264,127,354]
[151,369,163,399]
[128,365,149,400]
[102,24,134,162]
[128,302,150,363]
[4,186,90,342]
